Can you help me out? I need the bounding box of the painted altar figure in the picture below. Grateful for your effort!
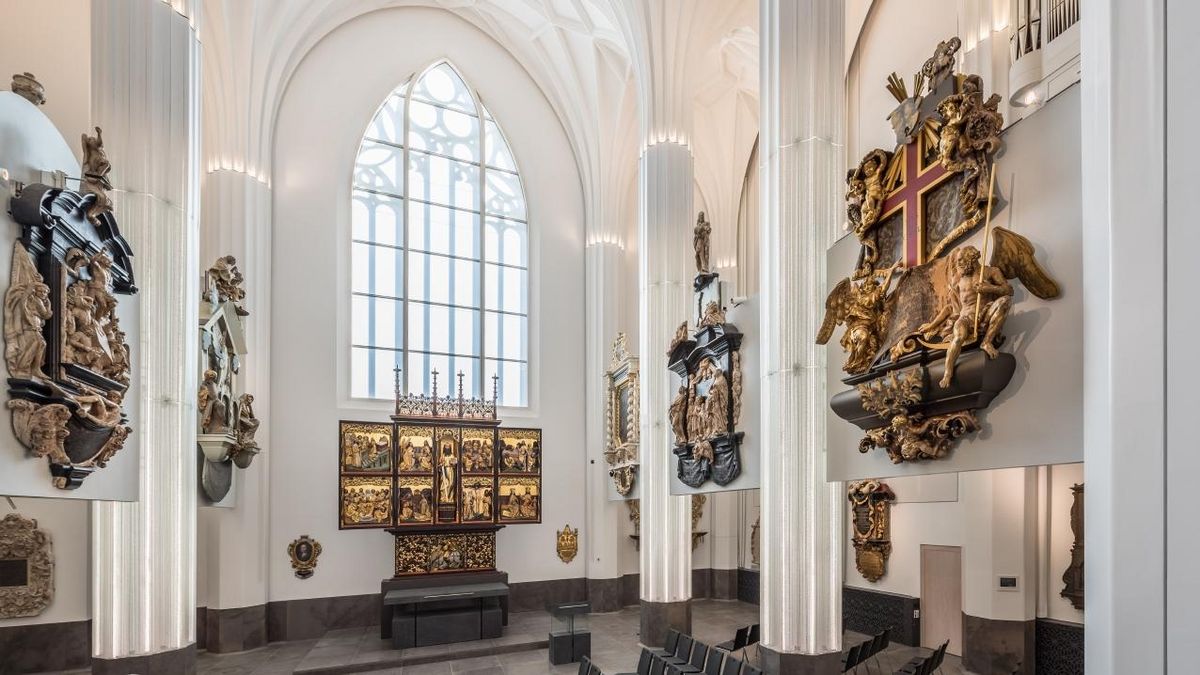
[417,440,433,471]
[437,444,457,503]
[915,246,1012,388]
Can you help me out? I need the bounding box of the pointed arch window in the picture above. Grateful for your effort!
[351,62,529,406]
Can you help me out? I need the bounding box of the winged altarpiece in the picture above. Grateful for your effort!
[817,38,1061,463]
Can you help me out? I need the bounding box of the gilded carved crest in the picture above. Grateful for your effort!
[848,480,895,582]
[819,39,1060,464]
[0,513,54,618]
[6,185,137,489]
[288,535,322,579]
[556,524,579,563]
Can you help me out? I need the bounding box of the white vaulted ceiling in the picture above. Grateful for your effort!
[201,0,756,249]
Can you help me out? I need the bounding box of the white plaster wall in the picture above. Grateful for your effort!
[0,0,92,164]
[0,499,91,627]
[269,7,585,601]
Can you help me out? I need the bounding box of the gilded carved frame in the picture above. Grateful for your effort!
[604,333,640,497]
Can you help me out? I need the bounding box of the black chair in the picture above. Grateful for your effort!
[662,636,695,668]
[578,655,594,675]
[842,643,862,672]
[746,625,760,647]
[654,630,682,659]
[704,649,724,675]
[716,626,750,652]
[740,666,762,675]
[719,656,742,675]
[615,648,653,675]
[649,656,666,675]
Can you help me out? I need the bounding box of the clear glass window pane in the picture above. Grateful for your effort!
[485,311,527,361]
[354,140,405,194]
[364,91,406,145]
[408,150,480,211]
[484,119,516,171]
[352,295,403,349]
[351,347,371,398]
[352,242,403,298]
[484,264,528,314]
[352,190,402,246]
[484,171,526,221]
[412,63,476,115]
[407,351,451,395]
[408,100,481,162]
[408,201,480,259]
[484,218,527,267]
[485,358,528,407]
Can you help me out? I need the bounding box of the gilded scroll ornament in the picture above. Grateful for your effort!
[848,480,895,583]
[860,411,978,464]
[0,513,54,618]
[288,535,322,579]
[556,524,579,563]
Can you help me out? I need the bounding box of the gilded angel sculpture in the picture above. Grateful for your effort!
[817,261,902,375]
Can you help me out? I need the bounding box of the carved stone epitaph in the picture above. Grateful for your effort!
[556,524,579,563]
[6,184,137,488]
[0,513,54,618]
[818,39,1061,464]
[604,333,640,496]
[848,480,895,582]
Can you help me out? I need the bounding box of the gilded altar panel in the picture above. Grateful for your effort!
[498,428,541,474]
[340,421,393,474]
[396,424,435,473]
[339,476,393,528]
[498,476,540,523]
[393,530,497,576]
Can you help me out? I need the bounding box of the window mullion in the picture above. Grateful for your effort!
[401,88,412,396]
[477,92,488,403]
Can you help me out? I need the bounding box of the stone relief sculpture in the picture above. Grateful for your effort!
[80,127,113,224]
[4,242,52,380]
[197,256,260,502]
[7,185,138,489]
[0,513,54,618]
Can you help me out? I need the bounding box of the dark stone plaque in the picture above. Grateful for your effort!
[0,558,29,587]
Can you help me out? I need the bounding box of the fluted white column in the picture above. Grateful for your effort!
[637,140,694,638]
[758,0,844,670]
[90,0,201,667]
[585,240,627,597]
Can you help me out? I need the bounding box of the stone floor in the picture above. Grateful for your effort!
[43,600,969,674]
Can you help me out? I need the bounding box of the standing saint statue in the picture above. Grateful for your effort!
[694,211,712,274]
[4,243,52,380]
[80,127,114,223]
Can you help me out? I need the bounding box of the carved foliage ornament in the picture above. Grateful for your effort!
[0,513,54,618]
[288,535,322,579]
[556,524,579,563]
[819,38,1060,464]
[7,185,138,489]
[848,480,895,582]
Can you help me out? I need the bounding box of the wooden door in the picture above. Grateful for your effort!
[920,544,963,655]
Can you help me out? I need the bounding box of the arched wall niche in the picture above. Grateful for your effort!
[270,6,586,601]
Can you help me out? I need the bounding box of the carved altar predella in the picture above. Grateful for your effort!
[818,38,1060,464]
[338,369,541,577]
[848,480,895,583]
[667,212,745,488]
[197,255,261,503]
[604,332,639,497]
[4,126,137,489]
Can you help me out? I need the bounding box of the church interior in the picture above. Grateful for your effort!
[0,1,1188,674]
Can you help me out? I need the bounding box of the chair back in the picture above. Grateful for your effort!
[578,655,592,675]
[720,656,742,675]
[650,656,665,675]
[866,633,882,659]
[690,644,710,669]
[880,627,891,651]
[732,626,750,651]
[747,624,760,646]
[664,630,681,654]
[934,640,949,668]
[676,635,694,661]
[705,650,724,675]
[740,665,762,675]
[638,648,654,675]
[843,643,862,672]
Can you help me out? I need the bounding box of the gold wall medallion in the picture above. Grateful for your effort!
[556,524,579,563]
[0,513,54,618]
[288,535,322,579]
[848,480,895,582]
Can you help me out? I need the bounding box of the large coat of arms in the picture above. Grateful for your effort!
[818,39,1060,463]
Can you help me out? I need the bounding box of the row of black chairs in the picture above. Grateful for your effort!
[714,624,760,653]
[894,640,948,675]
[614,630,761,675]
[842,627,890,673]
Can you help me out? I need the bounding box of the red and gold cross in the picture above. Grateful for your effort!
[878,131,953,267]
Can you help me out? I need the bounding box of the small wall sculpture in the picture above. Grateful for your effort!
[1060,483,1084,610]
[0,513,53,618]
[818,38,1060,464]
[604,333,639,497]
[6,135,137,489]
[556,524,579,563]
[197,255,260,503]
[848,480,895,582]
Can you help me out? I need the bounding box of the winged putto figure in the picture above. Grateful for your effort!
[817,262,902,375]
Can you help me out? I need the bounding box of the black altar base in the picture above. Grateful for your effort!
[380,569,509,642]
